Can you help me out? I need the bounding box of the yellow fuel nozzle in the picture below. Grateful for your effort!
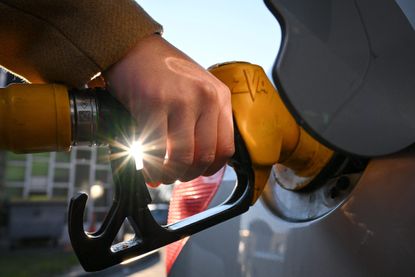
[0,62,333,204]
[0,83,72,153]
[209,62,334,204]
[0,83,130,153]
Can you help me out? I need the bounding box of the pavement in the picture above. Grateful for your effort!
[64,248,166,277]
[128,250,165,277]
[0,223,166,277]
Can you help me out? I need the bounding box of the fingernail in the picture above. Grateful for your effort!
[147,182,161,188]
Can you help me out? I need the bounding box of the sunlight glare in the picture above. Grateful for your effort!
[129,140,144,170]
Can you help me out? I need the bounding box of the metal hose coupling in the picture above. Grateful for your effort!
[69,87,134,147]
[69,89,99,146]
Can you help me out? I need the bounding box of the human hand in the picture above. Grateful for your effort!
[104,34,234,184]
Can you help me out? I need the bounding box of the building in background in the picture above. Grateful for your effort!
[4,147,114,225]
[0,151,5,192]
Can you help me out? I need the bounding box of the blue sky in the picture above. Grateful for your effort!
[137,0,281,75]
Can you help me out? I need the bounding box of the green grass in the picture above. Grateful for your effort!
[32,162,48,176]
[4,166,25,181]
[6,152,27,161]
[0,247,79,277]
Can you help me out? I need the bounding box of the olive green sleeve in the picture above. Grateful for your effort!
[0,0,162,87]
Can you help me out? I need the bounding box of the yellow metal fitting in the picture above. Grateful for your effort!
[0,83,71,153]
[209,62,333,203]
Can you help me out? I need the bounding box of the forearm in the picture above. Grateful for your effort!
[0,0,162,87]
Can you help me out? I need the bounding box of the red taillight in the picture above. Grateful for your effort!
[165,167,225,274]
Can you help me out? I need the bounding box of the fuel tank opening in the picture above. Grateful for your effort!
[262,154,368,222]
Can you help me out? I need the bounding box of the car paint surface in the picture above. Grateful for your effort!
[169,148,415,276]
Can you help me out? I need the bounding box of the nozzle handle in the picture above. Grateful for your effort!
[68,121,254,272]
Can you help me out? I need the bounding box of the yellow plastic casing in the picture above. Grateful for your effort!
[0,83,72,153]
[209,62,333,203]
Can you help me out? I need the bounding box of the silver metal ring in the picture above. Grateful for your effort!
[69,91,99,146]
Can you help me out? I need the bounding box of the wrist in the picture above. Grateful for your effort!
[103,33,163,89]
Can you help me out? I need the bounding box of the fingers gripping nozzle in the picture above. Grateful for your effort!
[0,62,334,272]
[0,63,334,201]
